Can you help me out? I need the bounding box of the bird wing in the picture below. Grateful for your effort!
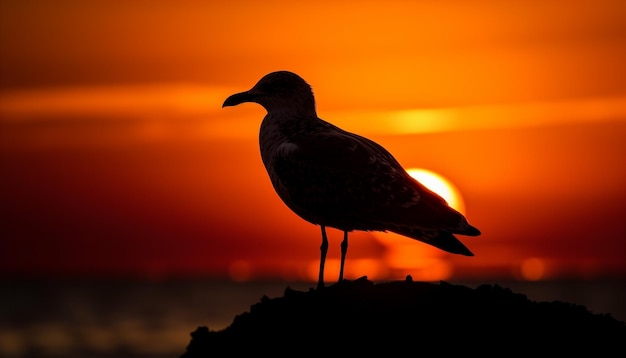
[269,123,465,232]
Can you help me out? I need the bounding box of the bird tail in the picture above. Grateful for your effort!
[459,223,481,237]
[388,228,474,256]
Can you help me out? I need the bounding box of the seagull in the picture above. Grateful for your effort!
[223,71,480,289]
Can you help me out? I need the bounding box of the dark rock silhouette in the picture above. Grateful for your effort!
[181,276,625,356]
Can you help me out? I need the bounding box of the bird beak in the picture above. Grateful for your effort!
[222,91,258,108]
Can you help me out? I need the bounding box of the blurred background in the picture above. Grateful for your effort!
[1,1,625,357]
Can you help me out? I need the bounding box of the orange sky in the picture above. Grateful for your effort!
[1,0,625,282]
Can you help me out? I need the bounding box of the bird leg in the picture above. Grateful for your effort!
[339,230,348,282]
[318,225,329,290]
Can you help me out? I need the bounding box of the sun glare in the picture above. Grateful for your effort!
[406,168,465,213]
[520,257,546,281]
[373,168,468,281]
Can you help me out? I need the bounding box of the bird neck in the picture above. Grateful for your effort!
[261,110,320,136]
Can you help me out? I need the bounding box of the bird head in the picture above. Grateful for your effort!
[222,71,317,116]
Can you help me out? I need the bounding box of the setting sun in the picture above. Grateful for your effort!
[372,168,470,281]
[406,168,465,214]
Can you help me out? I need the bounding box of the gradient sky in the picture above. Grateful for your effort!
[1,0,625,282]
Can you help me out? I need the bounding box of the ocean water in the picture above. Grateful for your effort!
[1,278,624,358]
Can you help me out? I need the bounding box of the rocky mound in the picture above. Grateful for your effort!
[181,276,625,356]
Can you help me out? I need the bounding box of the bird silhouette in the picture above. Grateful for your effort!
[223,71,480,289]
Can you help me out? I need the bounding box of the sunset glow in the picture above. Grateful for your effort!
[1,0,625,283]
